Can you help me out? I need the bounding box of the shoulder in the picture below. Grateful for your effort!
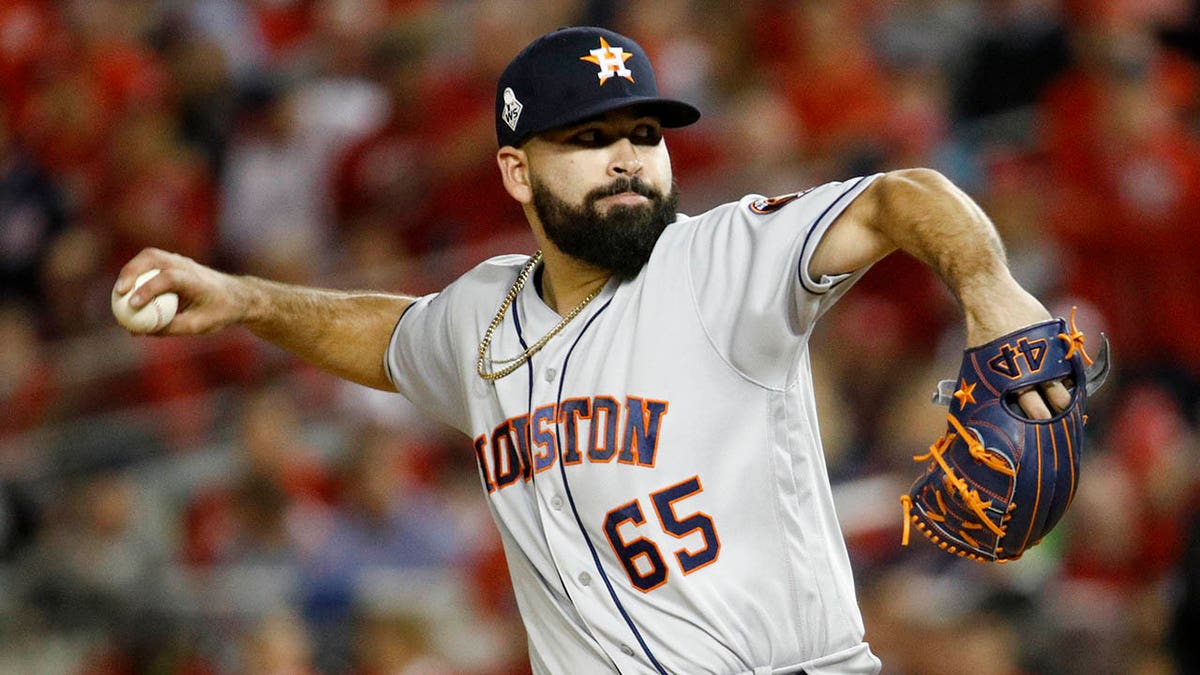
[668,176,885,246]
[464,253,533,283]
[685,176,888,229]
[418,253,531,316]
[442,253,532,294]
[746,175,885,219]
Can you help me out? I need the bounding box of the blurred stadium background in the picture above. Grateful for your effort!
[1,0,1198,673]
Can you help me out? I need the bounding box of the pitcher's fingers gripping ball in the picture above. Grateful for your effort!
[111,268,179,333]
[900,308,1112,562]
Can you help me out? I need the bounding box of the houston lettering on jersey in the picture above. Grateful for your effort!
[473,395,669,493]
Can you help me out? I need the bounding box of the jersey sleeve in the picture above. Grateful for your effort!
[384,287,472,433]
[686,174,881,386]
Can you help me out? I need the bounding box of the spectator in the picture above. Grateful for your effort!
[349,609,455,675]
[1041,2,1200,371]
[300,422,467,671]
[951,0,1070,123]
[217,77,333,282]
[17,472,168,634]
[0,480,39,564]
[302,423,467,603]
[0,300,57,436]
[1172,505,1200,672]
[238,610,317,675]
[183,384,334,567]
[0,108,68,313]
[101,107,216,271]
[331,27,440,258]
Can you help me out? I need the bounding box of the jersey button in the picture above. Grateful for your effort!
[578,572,592,586]
[550,496,564,510]
[545,367,557,382]
[619,645,634,656]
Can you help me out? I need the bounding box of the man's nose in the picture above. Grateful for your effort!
[609,138,643,176]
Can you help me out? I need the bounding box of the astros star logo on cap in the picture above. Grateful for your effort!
[580,37,634,85]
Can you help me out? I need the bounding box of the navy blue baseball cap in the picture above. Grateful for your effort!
[495,26,701,148]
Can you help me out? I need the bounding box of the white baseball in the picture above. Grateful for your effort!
[111,268,179,333]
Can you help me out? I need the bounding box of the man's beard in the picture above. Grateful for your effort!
[531,175,679,280]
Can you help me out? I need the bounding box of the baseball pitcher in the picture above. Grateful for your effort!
[115,26,1106,675]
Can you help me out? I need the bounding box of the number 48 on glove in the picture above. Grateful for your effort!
[900,309,1111,562]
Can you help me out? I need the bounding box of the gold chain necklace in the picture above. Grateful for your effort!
[476,251,605,381]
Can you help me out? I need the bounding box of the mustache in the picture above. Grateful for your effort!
[587,177,660,202]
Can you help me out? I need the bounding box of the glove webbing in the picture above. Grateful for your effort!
[900,417,1013,553]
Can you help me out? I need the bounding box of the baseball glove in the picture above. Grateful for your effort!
[900,308,1111,562]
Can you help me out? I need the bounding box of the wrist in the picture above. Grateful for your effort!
[960,275,1051,347]
[235,275,273,328]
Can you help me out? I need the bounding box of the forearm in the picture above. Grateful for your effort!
[238,277,413,391]
[114,248,412,391]
[870,169,1050,345]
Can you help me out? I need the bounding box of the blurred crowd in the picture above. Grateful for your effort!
[1,0,1198,673]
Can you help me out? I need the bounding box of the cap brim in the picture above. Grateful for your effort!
[519,96,701,146]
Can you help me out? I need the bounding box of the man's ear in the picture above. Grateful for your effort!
[497,146,533,204]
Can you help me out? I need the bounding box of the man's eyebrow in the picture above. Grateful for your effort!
[557,115,616,133]
[571,113,607,127]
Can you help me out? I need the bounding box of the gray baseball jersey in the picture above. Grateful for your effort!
[386,175,884,674]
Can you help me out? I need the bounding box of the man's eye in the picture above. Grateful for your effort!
[633,125,662,145]
[573,130,607,146]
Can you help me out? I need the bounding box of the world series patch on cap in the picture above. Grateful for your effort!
[495,26,701,148]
